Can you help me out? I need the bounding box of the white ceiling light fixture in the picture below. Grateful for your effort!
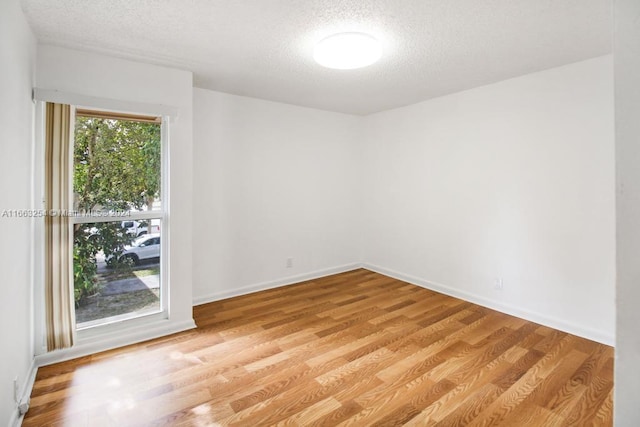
[314,32,382,70]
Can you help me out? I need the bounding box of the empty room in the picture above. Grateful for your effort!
[1,0,639,425]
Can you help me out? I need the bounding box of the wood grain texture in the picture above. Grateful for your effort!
[23,269,613,426]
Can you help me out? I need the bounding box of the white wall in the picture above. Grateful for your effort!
[614,0,640,424]
[192,89,361,302]
[361,56,615,344]
[35,46,195,359]
[0,0,37,424]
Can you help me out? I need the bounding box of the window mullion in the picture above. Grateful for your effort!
[72,211,162,224]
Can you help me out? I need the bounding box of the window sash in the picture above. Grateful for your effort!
[71,107,168,329]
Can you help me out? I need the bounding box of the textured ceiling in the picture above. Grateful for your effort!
[21,0,611,115]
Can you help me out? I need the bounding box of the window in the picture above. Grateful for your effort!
[70,108,166,329]
[37,94,176,352]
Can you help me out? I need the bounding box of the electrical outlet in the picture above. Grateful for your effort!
[286,257,293,268]
[494,278,504,290]
[13,377,19,403]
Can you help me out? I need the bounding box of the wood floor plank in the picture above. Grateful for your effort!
[23,269,613,426]
[306,399,364,426]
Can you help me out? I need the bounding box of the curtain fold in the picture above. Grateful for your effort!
[45,102,74,350]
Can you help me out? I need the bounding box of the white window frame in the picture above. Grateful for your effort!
[72,106,169,332]
[33,91,175,355]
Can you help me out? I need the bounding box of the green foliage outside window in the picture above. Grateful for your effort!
[73,116,161,305]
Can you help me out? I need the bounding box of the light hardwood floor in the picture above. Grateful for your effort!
[23,269,613,426]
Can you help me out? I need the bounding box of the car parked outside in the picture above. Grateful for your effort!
[119,233,160,265]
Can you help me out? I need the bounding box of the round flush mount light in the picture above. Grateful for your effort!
[314,32,382,70]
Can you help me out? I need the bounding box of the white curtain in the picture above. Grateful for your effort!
[44,102,74,350]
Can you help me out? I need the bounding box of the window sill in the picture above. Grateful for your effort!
[35,316,196,367]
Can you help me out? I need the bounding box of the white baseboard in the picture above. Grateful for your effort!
[193,263,362,306]
[34,318,197,367]
[8,359,37,427]
[362,263,614,346]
